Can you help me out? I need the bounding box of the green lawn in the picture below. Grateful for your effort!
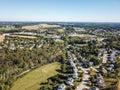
[54,39,64,43]
[90,70,96,76]
[11,62,61,90]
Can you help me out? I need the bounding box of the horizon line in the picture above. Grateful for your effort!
[0,21,120,23]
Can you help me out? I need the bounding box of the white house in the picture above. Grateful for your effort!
[66,78,73,85]
[57,83,66,90]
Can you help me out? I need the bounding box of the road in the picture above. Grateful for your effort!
[68,50,104,90]
[76,56,104,90]
[77,67,90,90]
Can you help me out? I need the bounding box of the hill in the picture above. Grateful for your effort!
[22,24,60,30]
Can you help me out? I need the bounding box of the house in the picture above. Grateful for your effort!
[30,44,35,50]
[109,64,114,68]
[89,62,93,66]
[72,72,78,78]
[82,58,89,64]
[96,74,102,80]
[111,60,115,64]
[57,83,66,90]
[89,87,96,90]
[107,67,112,71]
[108,56,113,61]
[66,78,73,85]
[69,59,76,67]
[102,68,107,74]
[74,57,77,61]
[73,67,78,73]
[97,79,104,87]
[10,45,16,50]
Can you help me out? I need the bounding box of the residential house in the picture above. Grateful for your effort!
[66,78,73,85]
[57,83,66,90]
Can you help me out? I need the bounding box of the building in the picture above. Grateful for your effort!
[57,83,66,90]
[66,78,73,85]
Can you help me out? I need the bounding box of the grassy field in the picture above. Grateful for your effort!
[11,62,61,90]
[57,29,64,33]
[79,34,96,38]
[54,39,64,43]
[90,69,96,76]
[0,28,15,31]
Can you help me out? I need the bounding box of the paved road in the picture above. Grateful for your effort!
[68,51,104,90]
[77,65,101,90]
[77,58,102,90]
[77,67,90,90]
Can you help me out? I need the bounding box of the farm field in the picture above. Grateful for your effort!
[10,35,37,39]
[11,62,61,90]
[79,34,96,37]
[0,35,5,42]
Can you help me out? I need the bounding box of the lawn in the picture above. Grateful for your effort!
[11,62,61,90]
[57,29,64,33]
[89,69,96,76]
[54,39,64,43]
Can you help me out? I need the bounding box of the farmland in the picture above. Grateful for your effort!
[10,35,37,39]
[0,35,5,42]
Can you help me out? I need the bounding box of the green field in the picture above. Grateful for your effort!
[54,39,64,43]
[11,62,61,90]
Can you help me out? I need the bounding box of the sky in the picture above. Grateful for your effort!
[0,0,120,22]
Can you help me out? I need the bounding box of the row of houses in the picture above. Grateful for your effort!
[100,50,116,71]
[57,52,79,90]
[106,51,116,71]
[95,73,105,88]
